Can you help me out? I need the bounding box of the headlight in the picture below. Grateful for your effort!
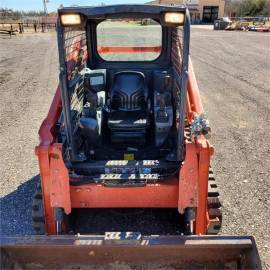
[164,12,185,25]
[60,14,81,26]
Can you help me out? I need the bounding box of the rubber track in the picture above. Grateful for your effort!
[32,182,45,234]
[207,167,222,234]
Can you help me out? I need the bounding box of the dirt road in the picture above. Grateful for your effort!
[0,28,269,268]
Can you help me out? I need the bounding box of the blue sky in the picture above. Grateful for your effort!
[0,0,147,12]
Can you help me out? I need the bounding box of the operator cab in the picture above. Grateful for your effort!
[57,5,190,183]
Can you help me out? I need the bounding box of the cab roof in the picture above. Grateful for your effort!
[58,4,187,19]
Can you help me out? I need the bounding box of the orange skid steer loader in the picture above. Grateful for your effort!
[1,5,261,269]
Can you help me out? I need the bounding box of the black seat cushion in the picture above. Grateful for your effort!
[110,71,148,111]
[108,110,150,129]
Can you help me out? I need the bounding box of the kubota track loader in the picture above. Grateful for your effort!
[1,4,261,269]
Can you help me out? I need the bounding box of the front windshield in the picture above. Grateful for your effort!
[96,18,162,61]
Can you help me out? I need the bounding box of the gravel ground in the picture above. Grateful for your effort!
[190,28,270,268]
[0,28,269,268]
[0,32,58,235]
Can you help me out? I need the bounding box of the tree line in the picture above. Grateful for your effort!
[0,8,56,20]
[226,0,270,17]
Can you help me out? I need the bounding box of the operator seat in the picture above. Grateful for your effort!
[108,71,150,144]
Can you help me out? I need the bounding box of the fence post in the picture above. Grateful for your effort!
[10,24,13,38]
[19,23,23,34]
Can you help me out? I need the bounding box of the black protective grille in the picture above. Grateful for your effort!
[64,26,87,79]
[63,26,88,119]
[171,27,183,76]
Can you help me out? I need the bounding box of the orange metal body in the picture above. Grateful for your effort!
[97,46,162,54]
[70,178,179,208]
[36,55,213,235]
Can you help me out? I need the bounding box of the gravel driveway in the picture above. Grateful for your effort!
[0,28,269,268]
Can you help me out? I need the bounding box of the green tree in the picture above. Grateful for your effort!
[226,0,270,16]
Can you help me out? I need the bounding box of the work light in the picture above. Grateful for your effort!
[60,14,81,26]
[164,12,185,25]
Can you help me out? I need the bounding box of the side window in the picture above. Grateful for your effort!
[96,19,162,61]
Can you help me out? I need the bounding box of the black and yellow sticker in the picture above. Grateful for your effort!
[124,153,134,160]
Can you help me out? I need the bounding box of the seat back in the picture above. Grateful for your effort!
[110,71,148,111]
